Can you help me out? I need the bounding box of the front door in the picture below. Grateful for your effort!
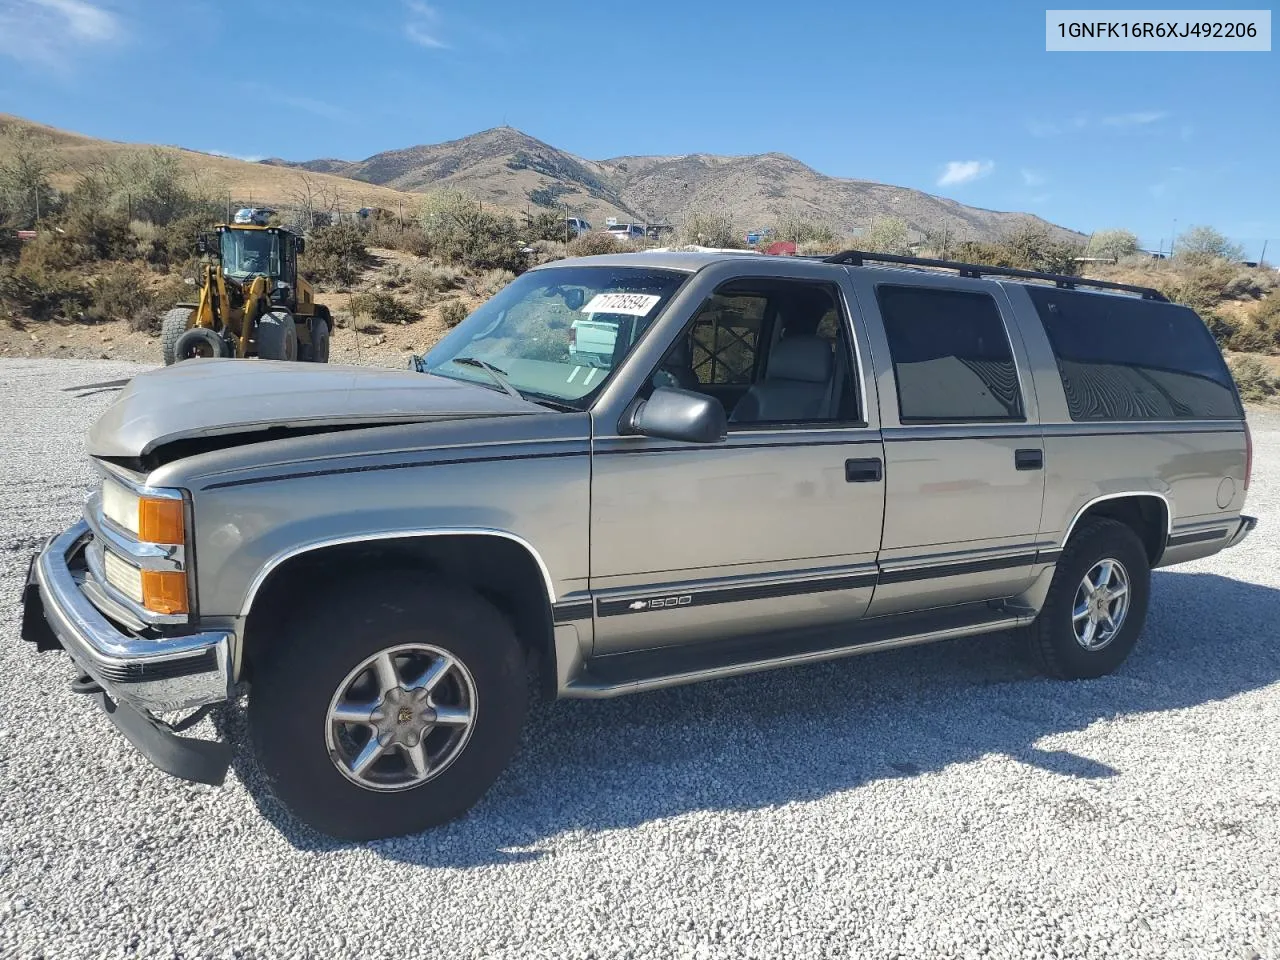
[849,275,1046,616]
[589,272,886,655]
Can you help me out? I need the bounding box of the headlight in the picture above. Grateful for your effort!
[101,480,186,545]
[99,479,190,616]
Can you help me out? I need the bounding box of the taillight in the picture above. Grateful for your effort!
[1244,420,1253,491]
[568,327,576,346]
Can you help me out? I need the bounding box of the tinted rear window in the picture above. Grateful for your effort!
[877,285,1024,423]
[1025,287,1242,421]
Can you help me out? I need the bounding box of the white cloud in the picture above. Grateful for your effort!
[1101,110,1169,127]
[1020,168,1047,187]
[937,160,994,187]
[405,0,447,48]
[0,0,120,69]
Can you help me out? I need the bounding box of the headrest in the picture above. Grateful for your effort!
[767,335,833,383]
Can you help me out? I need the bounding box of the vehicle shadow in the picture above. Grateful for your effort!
[221,570,1280,867]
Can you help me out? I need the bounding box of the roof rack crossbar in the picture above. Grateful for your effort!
[821,250,1168,301]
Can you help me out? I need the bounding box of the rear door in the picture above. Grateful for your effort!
[848,272,1046,616]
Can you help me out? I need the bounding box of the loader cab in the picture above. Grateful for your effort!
[220,226,281,281]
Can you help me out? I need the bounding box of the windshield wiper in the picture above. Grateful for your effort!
[450,356,523,401]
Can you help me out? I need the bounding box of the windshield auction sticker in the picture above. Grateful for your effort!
[581,293,662,316]
[1046,9,1271,50]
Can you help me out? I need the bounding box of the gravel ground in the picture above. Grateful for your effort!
[1,358,1278,960]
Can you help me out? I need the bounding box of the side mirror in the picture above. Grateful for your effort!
[621,387,727,444]
[195,233,212,255]
[295,237,306,255]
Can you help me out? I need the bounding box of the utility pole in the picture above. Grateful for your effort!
[1169,218,1177,257]
[1260,239,1269,266]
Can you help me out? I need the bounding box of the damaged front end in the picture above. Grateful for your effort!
[21,473,235,785]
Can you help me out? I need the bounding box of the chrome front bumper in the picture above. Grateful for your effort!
[30,521,233,714]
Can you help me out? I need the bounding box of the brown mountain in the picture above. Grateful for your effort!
[264,127,1083,242]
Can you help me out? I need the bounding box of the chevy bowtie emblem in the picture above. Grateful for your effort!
[629,600,647,610]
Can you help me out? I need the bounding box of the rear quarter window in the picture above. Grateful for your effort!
[1025,286,1243,421]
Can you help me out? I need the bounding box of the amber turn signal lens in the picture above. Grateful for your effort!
[138,497,185,545]
[141,570,189,615]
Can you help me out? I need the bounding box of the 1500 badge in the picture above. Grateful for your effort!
[628,595,693,611]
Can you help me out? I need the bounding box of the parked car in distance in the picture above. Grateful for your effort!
[23,247,1256,842]
[563,217,592,238]
[607,223,647,243]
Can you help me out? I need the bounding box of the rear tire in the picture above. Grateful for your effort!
[299,315,330,363]
[248,574,529,841]
[172,327,227,362]
[1027,518,1151,680]
[160,308,192,365]
[257,310,298,361]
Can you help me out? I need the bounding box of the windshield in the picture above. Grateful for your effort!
[221,228,280,279]
[421,265,689,409]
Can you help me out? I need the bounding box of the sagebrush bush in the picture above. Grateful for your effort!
[567,232,623,257]
[678,210,741,248]
[439,300,468,328]
[0,255,89,323]
[349,290,418,326]
[86,262,153,323]
[365,219,432,256]
[1229,355,1280,402]
[467,268,514,299]
[410,263,463,294]
[301,222,369,286]
[952,220,1083,276]
[417,192,529,273]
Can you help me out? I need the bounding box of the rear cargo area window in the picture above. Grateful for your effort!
[1025,287,1242,421]
[876,285,1023,423]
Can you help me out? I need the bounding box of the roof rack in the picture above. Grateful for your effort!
[820,250,1168,301]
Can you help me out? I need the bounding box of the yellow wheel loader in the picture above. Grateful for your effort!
[161,210,332,364]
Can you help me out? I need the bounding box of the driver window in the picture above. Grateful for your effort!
[648,279,860,427]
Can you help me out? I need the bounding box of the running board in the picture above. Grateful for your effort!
[563,603,1030,699]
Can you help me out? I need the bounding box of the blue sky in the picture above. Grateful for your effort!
[1,0,1275,254]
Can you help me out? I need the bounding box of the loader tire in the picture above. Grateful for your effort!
[302,315,330,363]
[160,308,193,366]
[172,327,228,362]
[257,310,298,362]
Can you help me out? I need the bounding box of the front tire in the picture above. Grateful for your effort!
[1028,518,1151,680]
[248,574,529,841]
[256,310,298,361]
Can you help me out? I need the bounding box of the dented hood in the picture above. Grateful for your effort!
[87,358,542,459]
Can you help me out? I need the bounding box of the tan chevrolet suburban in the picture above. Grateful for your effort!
[22,248,1256,840]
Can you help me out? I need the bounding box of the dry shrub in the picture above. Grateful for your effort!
[349,290,418,326]
[567,232,625,257]
[1228,355,1280,402]
[466,268,514,299]
[440,300,468,328]
[86,262,153,323]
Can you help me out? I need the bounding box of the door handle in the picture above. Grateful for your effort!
[845,458,883,483]
[1015,448,1044,471]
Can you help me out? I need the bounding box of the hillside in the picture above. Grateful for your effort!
[0,114,418,213]
[264,126,1084,243]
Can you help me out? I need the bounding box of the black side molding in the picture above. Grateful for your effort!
[1166,527,1229,547]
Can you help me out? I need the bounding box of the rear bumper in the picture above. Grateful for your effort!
[1226,514,1258,549]
[23,521,233,784]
